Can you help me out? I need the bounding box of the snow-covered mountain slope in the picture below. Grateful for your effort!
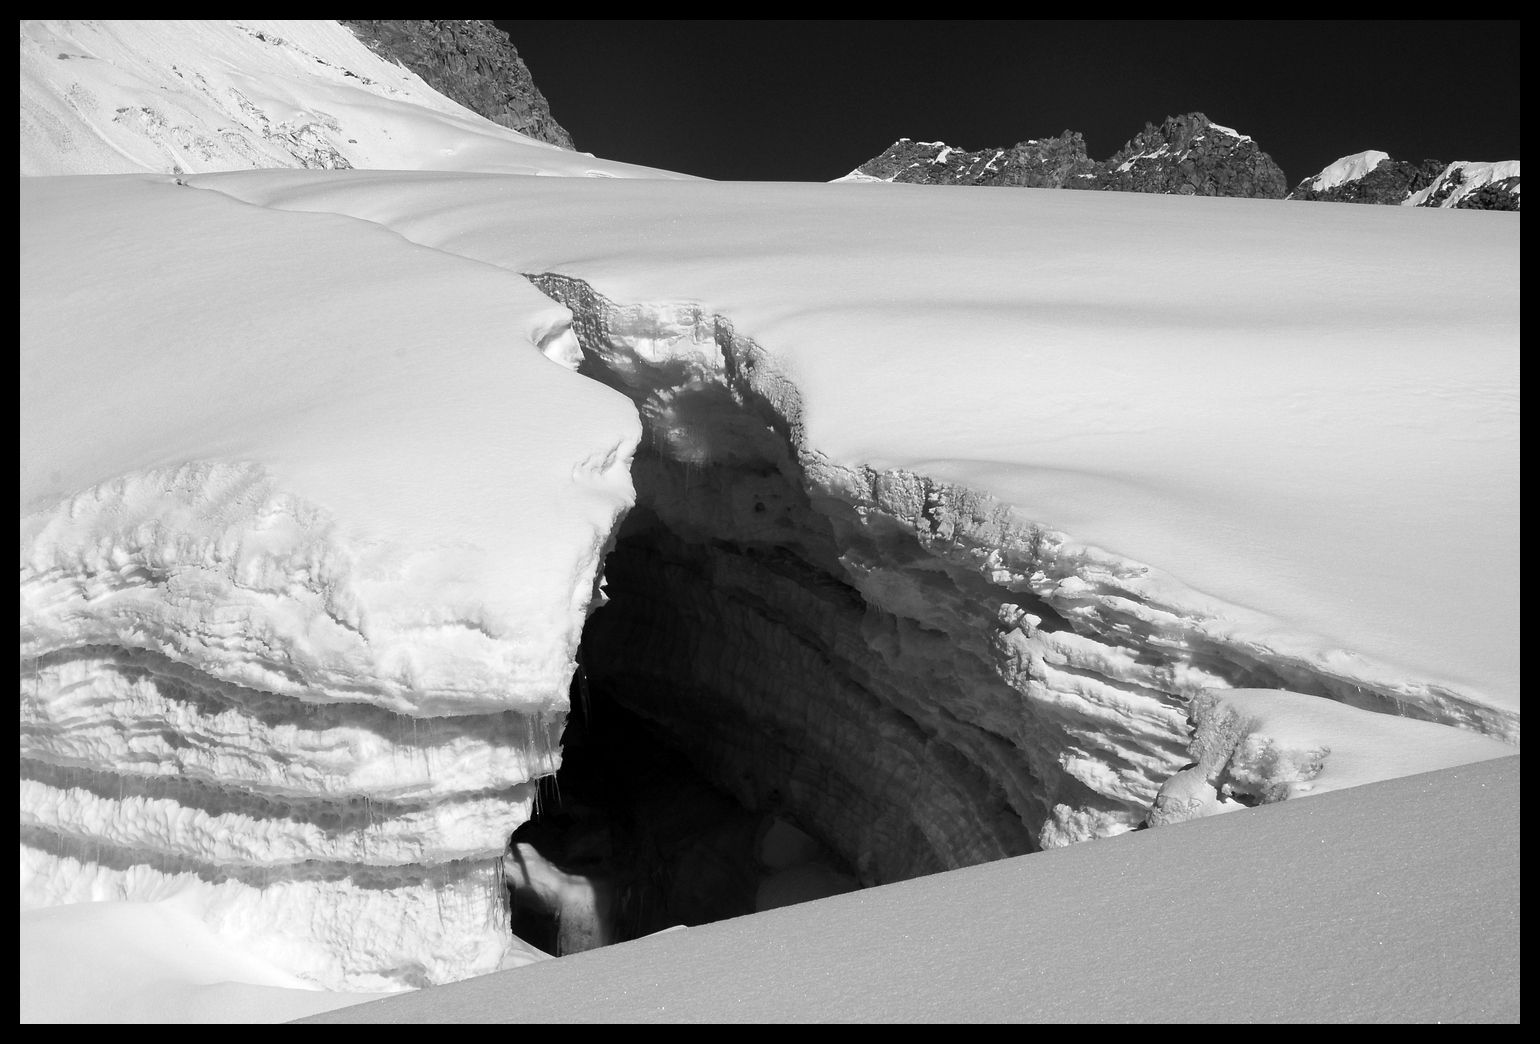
[842,113,1288,198]
[1289,150,1520,210]
[340,20,574,150]
[20,174,638,988]
[18,20,686,179]
[307,756,1521,1024]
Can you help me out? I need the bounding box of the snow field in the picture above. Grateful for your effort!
[307,756,1522,1023]
[21,148,1518,1011]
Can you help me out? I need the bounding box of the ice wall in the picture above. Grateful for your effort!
[537,273,1520,882]
[19,176,639,989]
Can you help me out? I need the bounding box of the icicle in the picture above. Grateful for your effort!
[576,646,592,725]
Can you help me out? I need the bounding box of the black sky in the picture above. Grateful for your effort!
[493,20,1520,185]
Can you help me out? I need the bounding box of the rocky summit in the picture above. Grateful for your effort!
[849,113,1288,199]
[342,19,574,150]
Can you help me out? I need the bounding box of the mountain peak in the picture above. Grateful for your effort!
[844,113,1287,198]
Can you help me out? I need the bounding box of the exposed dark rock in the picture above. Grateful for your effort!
[1090,113,1288,198]
[1288,157,1447,205]
[1455,176,1521,211]
[1288,155,1520,210]
[858,132,1096,188]
[853,113,1287,199]
[341,19,574,149]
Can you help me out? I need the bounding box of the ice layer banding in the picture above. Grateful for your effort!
[19,267,1518,988]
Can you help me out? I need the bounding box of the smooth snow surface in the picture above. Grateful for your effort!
[19,899,393,1022]
[305,756,1520,1023]
[19,20,690,179]
[1300,150,1391,192]
[199,171,1520,719]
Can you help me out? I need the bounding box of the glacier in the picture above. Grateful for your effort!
[18,19,1520,1020]
[20,173,638,989]
[21,167,1518,1002]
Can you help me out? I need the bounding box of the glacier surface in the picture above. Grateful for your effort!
[19,69,1519,1011]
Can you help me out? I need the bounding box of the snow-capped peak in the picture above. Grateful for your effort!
[1300,150,1391,193]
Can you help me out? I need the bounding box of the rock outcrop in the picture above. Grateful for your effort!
[341,20,574,149]
[1288,151,1520,210]
[845,113,1288,199]
[1094,113,1287,198]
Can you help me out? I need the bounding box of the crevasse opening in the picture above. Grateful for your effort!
[506,273,1517,955]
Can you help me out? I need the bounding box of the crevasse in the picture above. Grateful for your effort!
[530,271,1519,883]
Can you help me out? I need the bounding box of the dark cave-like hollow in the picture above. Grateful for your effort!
[505,624,861,957]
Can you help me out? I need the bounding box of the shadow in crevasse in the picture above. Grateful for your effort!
[503,673,858,957]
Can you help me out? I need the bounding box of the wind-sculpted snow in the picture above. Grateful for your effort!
[20,175,638,988]
[1147,689,1513,827]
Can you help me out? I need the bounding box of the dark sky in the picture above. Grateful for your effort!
[494,20,1520,185]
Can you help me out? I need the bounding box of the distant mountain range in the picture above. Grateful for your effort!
[1286,150,1519,210]
[842,113,1519,211]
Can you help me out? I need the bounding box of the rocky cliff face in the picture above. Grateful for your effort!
[1288,151,1520,210]
[341,20,574,149]
[848,113,1288,198]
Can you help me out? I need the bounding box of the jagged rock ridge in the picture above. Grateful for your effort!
[849,113,1288,198]
[341,20,574,149]
[1288,150,1520,210]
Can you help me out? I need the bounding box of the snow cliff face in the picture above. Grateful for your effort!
[1289,152,1520,210]
[846,113,1287,198]
[19,175,640,989]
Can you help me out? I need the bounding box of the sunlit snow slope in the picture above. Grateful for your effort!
[310,756,1521,1024]
[20,175,639,988]
[19,20,688,179]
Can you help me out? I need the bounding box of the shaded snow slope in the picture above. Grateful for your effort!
[305,755,1521,1023]
[19,20,688,179]
[20,175,638,987]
